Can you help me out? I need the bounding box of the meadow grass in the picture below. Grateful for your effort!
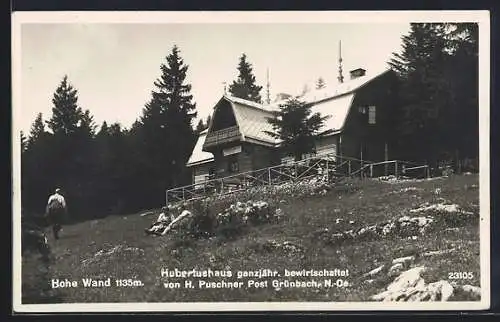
[21,174,481,303]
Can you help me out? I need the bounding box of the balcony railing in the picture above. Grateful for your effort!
[203,125,242,149]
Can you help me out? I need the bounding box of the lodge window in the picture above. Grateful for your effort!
[228,155,239,173]
[368,106,376,124]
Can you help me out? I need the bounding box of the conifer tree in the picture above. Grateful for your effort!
[266,98,332,161]
[27,112,46,149]
[195,119,205,133]
[315,77,326,89]
[228,53,263,103]
[205,115,212,129]
[134,45,197,207]
[389,22,478,170]
[97,121,109,138]
[46,75,81,137]
[77,109,97,138]
[22,113,53,214]
[389,23,451,165]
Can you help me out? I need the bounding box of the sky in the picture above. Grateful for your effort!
[18,21,411,134]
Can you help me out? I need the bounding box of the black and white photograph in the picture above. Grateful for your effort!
[12,11,490,312]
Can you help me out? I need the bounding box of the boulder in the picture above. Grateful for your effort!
[372,267,457,302]
[363,264,385,278]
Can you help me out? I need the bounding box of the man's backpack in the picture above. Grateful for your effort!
[47,197,64,212]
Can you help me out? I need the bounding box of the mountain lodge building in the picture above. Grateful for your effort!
[186,68,400,187]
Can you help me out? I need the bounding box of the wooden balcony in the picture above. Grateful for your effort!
[203,126,242,149]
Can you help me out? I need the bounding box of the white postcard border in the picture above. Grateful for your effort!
[11,10,491,313]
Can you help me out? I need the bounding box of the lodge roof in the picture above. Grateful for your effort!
[224,95,278,146]
[186,69,391,167]
[186,129,214,167]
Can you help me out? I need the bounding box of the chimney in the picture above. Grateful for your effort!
[349,68,366,80]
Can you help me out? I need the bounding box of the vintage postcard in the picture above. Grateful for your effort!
[12,10,490,312]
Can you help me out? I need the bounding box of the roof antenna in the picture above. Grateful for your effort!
[337,40,344,84]
[223,82,227,95]
[266,68,271,105]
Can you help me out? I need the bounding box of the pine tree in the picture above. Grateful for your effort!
[265,98,332,161]
[27,112,46,149]
[94,121,129,214]
[316,77,326,89]
[389,23,452,165]
[133,45,198,207]
[194,114,212,133]
[195,119,206,133]
[43,76,102,219]
[77,109,97,138]
[97,121,109,138]
[228,53,263,103]
[22,113,53,214]
[444,23,479,168]
[206,115,212,129]
[46,75,81,137]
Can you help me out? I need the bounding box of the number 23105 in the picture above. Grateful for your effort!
[448,272,474,280]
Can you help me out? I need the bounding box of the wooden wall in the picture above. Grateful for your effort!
[340,71,399,166]
[191,162,214,187]
[315,135,338,156]
[250,144,279,170]
[204,142,279,179]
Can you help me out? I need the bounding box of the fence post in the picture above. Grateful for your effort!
[326,158,329,181]
[166,190,169,206]
[402,164,406,175]
[370,164,373,178]
[268,168,272,185]
[395,161,398,178]
[348,160,351,176]
[221,179,224,195]
[182,187,185,201]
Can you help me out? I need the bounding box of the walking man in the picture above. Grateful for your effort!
[45,188,67,240]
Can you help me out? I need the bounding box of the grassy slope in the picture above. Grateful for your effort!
[22,174,481,303]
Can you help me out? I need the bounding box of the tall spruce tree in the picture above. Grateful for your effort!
[228,53,263,103]
[265,98,332,161]
[43,75,102,219]
[47,76,81,137]
[389,22,479,171]
[389,23,452,165]
[134,45,197,207]
[444,23,479,167]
